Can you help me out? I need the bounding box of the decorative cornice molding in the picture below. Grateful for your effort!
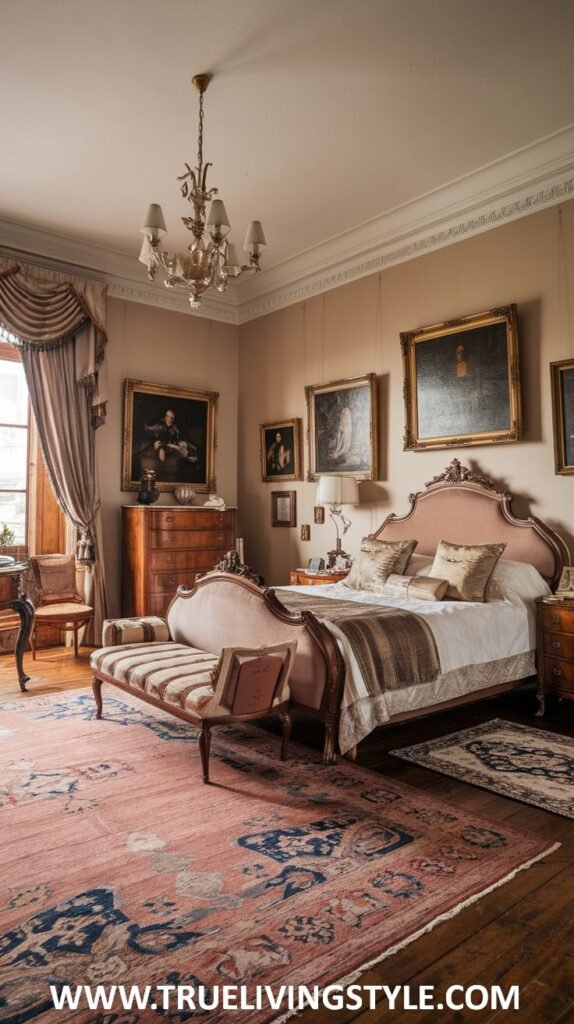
[1,124,574,326]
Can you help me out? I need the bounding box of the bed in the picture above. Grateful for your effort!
[273,459,569,758]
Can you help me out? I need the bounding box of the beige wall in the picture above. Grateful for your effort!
[98,298,238,615]
[238,201,574,586]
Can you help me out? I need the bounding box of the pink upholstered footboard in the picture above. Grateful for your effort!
[167,574,345,762]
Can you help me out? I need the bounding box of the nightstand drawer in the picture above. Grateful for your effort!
[542,606,574,634]
[543,632,574,660]
[543,656,574,693]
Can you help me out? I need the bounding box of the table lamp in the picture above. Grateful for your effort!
[316,475,359,568]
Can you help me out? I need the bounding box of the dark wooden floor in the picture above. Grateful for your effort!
[1,651,573,1023]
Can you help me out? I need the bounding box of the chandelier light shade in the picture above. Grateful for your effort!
[138,73,267,310]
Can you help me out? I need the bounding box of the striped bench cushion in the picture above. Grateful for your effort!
[91,642,219,714]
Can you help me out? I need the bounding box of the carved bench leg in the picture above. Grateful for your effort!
[344,745,358,762]
[199,722,212,784]
[92,676,103,719]
[535,689,545,718]
[280,710,291,761]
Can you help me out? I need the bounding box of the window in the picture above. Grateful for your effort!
[0,346,29,547]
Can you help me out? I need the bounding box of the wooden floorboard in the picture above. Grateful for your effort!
[1,652,573,1023]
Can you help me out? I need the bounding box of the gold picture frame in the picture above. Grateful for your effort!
[401,305,521,451]
[551,359,574,474]
[260,418,302,482]
[122,379,218,492]
[305,373,378,481]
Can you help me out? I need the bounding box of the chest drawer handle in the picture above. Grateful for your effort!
[552,666,562,677]
[551,616,561,624]
[165,556,175,565]
[164,534,174,543]
[552,640,561,649]
[164,515,174,524]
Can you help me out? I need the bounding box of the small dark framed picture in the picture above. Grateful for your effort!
[551,359,574,474]
[271,490,297,527]
[260,419,302,482]
[314,506,325,524]
[301,524,310,541]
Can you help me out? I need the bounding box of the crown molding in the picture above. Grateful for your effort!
[1,124,574,327]
[236,123,574,323]
[0,221,241,325]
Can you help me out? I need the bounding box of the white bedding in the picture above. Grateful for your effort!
[276,568,550,752]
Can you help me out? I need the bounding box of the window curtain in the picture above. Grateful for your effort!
[0,257,109,642]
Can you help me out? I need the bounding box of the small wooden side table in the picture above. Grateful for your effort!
[0,562,34,691]
[289,569,348,587]
[535,595,574,716]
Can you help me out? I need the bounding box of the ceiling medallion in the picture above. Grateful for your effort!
[138,74,266,310]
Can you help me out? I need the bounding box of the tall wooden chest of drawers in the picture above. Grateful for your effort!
[536,596,574,716]
[122,506,237,617]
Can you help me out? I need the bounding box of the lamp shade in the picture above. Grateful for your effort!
[316,475,359,507]
[207,199,231,238]
[140,204,167,240]
[244,220,267,253]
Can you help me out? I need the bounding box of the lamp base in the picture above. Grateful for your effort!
[327,548,352,571]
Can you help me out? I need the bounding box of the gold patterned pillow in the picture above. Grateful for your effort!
[430,540,506,602]
[344,539,418,593]
[381,574,449,601]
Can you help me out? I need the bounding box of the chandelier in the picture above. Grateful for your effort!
[138,74,266,310]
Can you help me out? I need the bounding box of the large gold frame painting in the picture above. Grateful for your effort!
[122,379,218,492]
[305,374,378,481]
[551,358,574,474]
[401,305,521,451]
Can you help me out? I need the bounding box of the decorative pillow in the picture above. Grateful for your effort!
[344,539,418,593]
[102,616,170,647]
[381,573,449,602]
[405,553,434,577]
[431,540,506,602]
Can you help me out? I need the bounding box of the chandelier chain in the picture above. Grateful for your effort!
[197,91,204,175]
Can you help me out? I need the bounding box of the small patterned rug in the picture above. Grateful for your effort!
[392,719,574,819]
[0,693,558,1023]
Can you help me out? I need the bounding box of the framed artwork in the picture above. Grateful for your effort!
[314,506,325,524]
[301,524,310,541]
[556,566,574,596]
[271,490,297,527]
[260,419,302,482]
[551,359,574,474]
[305,374,378,480]
[401,305,521,451]
[122,379,218,492]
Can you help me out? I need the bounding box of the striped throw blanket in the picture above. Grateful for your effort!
[277,591,441,694]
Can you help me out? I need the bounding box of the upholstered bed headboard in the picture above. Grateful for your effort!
[372,460,568,589]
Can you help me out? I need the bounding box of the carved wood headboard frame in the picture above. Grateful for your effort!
[372,459,569,589]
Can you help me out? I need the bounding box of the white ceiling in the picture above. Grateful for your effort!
[2,0,574,308]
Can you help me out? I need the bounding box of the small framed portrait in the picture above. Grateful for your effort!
[401,305,521,450]
[123,379,218,492]
[260,419,302,482]
[301,524,310,541]
[556,566,574,596]
[551,359,574,474]
[271,490,297,527]
[314,506,325,524]
[305,374,378,481]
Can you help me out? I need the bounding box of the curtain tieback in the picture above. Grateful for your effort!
[76,504,101,566]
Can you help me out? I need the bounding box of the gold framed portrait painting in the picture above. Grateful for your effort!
[551,358,574,474]
[122,379,218,492]
[260,419,302,482]
[401,305,521,451]
[305,374,378,481]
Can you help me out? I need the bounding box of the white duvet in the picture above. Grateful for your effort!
[276,560,550,752]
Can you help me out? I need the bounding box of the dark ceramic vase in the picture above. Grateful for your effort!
[137,470,160,506]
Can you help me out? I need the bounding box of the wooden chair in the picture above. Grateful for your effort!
[29,554,93,658]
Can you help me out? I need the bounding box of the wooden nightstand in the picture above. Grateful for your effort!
[536,596,574,716]
[289,569,348,587]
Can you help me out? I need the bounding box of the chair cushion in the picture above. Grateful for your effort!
[30,554,79,604]
[91,642,219,714]
[35,602,93,621]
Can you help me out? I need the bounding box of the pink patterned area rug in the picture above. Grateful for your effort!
[0,691,558,1023]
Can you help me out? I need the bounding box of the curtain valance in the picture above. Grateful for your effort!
[0,257,108,425]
